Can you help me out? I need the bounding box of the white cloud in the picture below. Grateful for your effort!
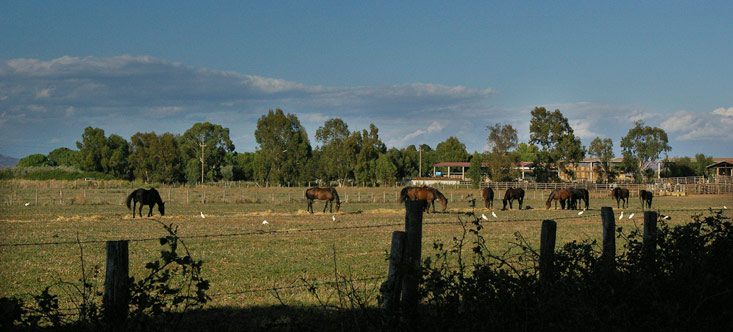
[712,107,733,117]
[660,109,733,141]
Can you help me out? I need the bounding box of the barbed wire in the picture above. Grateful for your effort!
[0,207,724,248]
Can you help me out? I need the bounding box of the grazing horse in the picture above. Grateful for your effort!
[400,186,448,213]
[482,187,494,209]
[502,188,525,210]
[546,189,571,210]
[305,187,341,214]
[567,188,589,210]
[126,188,165,218]
[640,190,653,209]
[612,187,630,209]
[575,188,590,210]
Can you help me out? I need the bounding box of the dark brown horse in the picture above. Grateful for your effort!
[482,187,494,209]
[126,188,165,218]
[612,187,629,209]
[640,190,653,209]
[575,188,590,210]
[546,189,571,210]
[502,188,524,210]
[305,187,340,214]
[400,186,448,213]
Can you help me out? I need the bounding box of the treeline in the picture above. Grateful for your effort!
[5,107,713,185]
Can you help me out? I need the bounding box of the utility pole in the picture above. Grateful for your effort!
[199,139,206,185]
[419,145,422,178]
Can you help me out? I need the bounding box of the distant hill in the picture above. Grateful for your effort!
[0,154,19,168]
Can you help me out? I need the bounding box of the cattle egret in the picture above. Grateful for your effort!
[24,202,30,206]
[663,215,670,220]
[724,206,728,209]
[619,211,624,220]
[332,215,336,221]
[481,214,488,220]
[628,213,634,219]
[491,211,497,218]
[262,220,268,225]
[200,212,205,219]
[578,210,584,215]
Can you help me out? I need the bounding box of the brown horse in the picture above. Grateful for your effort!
[612,187,629,209]
[640,190,653,209]
[546,189,571,210]
[305,187,340,214]
[482,187,494,209]
[400,186,448,213]
[574,188,590,210]
[502,188,524,210]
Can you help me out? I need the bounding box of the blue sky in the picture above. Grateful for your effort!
[1,0,732,159]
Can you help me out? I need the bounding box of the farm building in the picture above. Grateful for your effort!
[707,160,733,178]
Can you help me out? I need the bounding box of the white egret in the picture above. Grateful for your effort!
[481,214,488,220]
[492,211,497,218]
[200,212,205,219]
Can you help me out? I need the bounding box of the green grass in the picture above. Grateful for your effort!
[1,183,731,310]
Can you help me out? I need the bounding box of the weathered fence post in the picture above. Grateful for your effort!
[382,231,407,312]
[401,200,424,319]
[643,211,658,267]
[104,240,129,325]
[539,219,557,283]
[600,207,616,269]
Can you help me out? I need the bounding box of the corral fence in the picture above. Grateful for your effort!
[1,177,731,207]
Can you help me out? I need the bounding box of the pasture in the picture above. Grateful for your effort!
[1,181,731,311]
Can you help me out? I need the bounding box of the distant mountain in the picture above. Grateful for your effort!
[0,154,19,168]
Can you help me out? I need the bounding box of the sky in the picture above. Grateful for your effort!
[1,0,732,160]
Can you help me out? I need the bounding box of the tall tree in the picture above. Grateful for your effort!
[620,120,671,181]
[353,124,386,186]
[102,134,131,180]
[181,122,235,183]
[693,154,714,177]
[485,123,518,182]
[588,137,616,182]
[76,127,107,173]
[17,154,52,167]
[254,109,311,185]
[467,152,483,188]
[375,152,398,186]
[529,107,586,181]
[435,136,468,162]
[315,118,351,185]
[515,143,539,163]
[129,132,158,183]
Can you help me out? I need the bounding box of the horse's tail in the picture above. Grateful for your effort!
[399,187,409,204]
[126,191,135,210]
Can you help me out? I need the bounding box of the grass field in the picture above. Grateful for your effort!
[1,182,731,311]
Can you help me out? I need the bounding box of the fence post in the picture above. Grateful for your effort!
[539,220,557,283]
[401,200,424,320]
[382,231,407,313]
[643,211,658,267]
[104,240,129,325]
[600,207,616,269]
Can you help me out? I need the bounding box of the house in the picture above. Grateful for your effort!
[706,160,733,178]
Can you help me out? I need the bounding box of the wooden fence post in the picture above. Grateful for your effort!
[601,207,616,269]
[104,240,129,324]
[401,200,424,320]
[539,219,557,283]
[382,231,407,312]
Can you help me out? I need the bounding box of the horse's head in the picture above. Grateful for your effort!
[158,202,165,216]
[335,199,341,212]
[545,200,551,209]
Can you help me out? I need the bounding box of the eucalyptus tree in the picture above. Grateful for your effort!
[315,118,351,185]
[620,120,671,181]
[180,122,235,183]
[588,137,616,182]
[254,109,311,185]
[529,107,585,181]
[485,123,519,181]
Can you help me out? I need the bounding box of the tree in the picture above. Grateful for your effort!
[181,122,235,183]
[103,134,131,180]
[17,154,52,167]
[588,137,616,182]
[693,154,713,177]
[375,152,398,186]
[400,145,420,178]
[76,127,107,173]
[485,123,518,182]
[48,148,79,167]
[436,136,468,162]
[254,109,311,185]
[515,143,539,163]
[353,124,386,186]
[467,152,483,188]
[529,107,586,181]
[315,118,351,185]
[129,132,159,183]
[620,120,671,181]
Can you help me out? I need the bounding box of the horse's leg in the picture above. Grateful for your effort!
[307,199,313,214]
[148,204,153,217]
[138,204,143,218]
[519,197,523,210]
[132,201,136,219]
